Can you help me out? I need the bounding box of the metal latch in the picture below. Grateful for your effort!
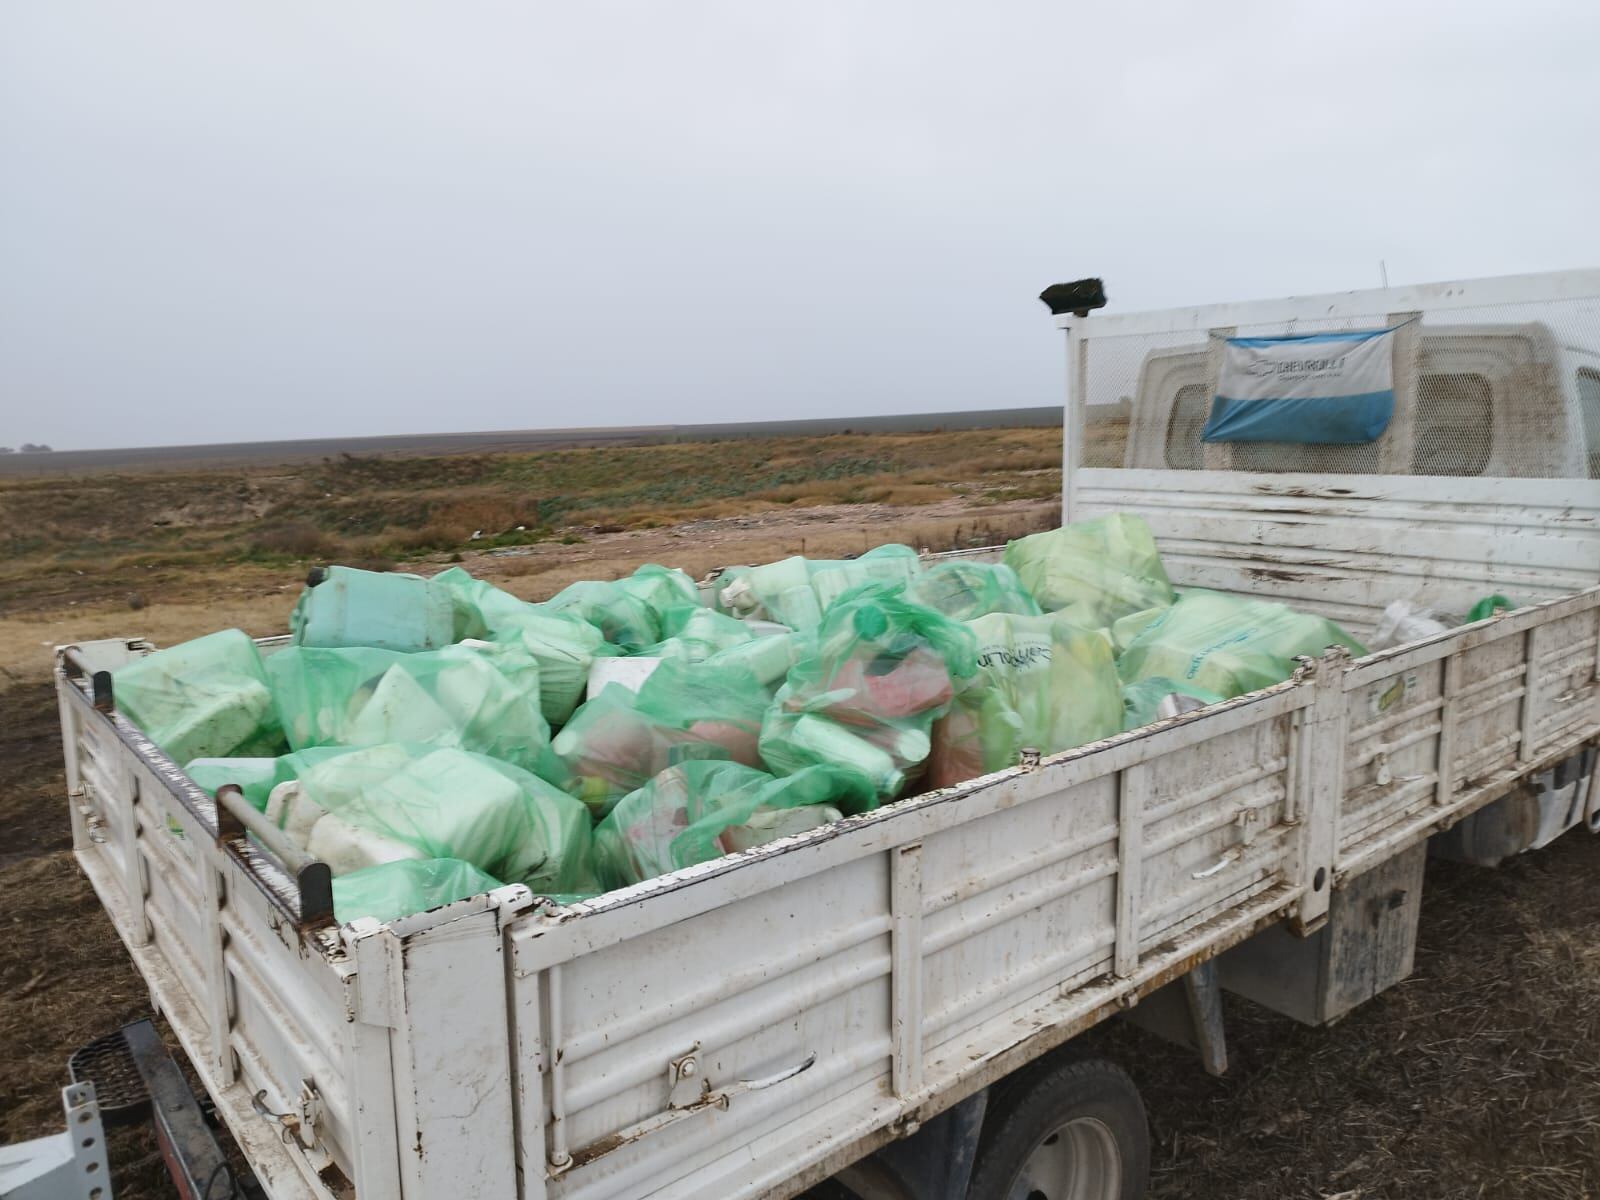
[668,1044,707,1109]
[252,1081,323,1148]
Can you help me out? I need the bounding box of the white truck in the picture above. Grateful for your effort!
[54,268,1600,1200]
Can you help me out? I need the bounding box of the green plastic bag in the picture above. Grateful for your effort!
[927,612,1122,788]
[642,606,756,663]
[909,561,1041,622]
[266,642,555,776]
[290,566,455,653]
[552,659,772,818]
[271,743,593,894]
[592,760,871,890]
[759,584,976,801]
[714,544,923,631]
[1120,677,1224,731]
[1465,594,1517,623]
[546,564,700,652]
[705,631,804,689]
[333,858,502,925]
[1118,589,1366,699]
[1003,514,1176,629]
[432,567,613,725]
[113,630,286,763]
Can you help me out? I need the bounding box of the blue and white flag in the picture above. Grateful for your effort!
[1202,327,1397,444]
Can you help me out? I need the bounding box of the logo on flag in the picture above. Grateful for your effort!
[1202,327,1398,444]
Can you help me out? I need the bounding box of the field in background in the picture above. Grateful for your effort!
[0,425,1095,685]
[0,406,1065,477]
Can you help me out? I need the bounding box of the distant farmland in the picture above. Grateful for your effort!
[0,406,1062,477]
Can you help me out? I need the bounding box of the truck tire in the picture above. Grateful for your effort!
[964,1058,1149,1200]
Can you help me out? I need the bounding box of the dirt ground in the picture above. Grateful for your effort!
[5,477,1600,1198]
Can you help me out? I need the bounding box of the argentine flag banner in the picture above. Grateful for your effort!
[1202,326,1398,445]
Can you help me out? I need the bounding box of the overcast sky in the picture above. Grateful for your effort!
[2,1,1595,451]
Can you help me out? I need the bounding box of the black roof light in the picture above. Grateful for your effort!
[1038,278,1107,318]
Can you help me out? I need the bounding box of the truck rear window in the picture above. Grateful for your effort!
[1580,368,1600,479]
[1412,372,1492,476]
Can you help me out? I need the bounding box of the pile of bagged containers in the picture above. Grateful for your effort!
[110,514,1380,927]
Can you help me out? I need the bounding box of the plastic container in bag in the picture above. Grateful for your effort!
[1002,514,1175,628]
[909,560,1041,622]
[1120,677,1224,731]
[759,584,976,801]
[641,606,756,663]
[927,612,1122,789]
[431,567,613,725]
[266,641,555,777]
[714,544,923,631]
[1368,600,1452,651]
[553,659,771,817]
[1118,589,1366,699]
[113,629,286,763]
[290,566,455,653]
[332,858,503,925]
[705,631,804,689]
[591,760,871,890]
[274,743,593,895]
[546,564,700,652]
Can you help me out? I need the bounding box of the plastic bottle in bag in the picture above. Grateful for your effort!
[1117,589,1366,699]
[266,641,556,777]
[641,606,756,663]
[113,629,286,763]
[927,612,1123,789]
[431,566,613,725]
[546,564,700,652]
[290,566,455,653]
[281,743,594,895]
[591,760,870,890]
[714,544,923,631]
[758,584,976,801]
[1002,514,1176,628]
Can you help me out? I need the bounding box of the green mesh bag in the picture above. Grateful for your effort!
[552,659,772,818]
[1003,514,1175,628]
[641,606,757,663]
[1465,594,1517,623]
[927,612,1123,788]
[705,631,804,689]
[546,564,700,652]
[272,743,594,895]
[758,584,976,801]
[909,560,1041,622]
[332,858,503,925]
[265,641,555,777]
[1118,589,1366,699]
[591,760,871,890]
[713,544,923,631]
[183,746,358,811]
[113,629,286,763]
[431,567,613,725]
